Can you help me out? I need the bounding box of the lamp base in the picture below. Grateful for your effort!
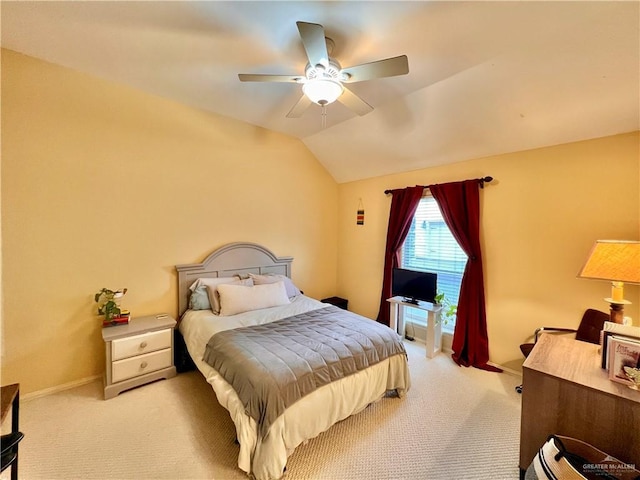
[604,298,631,324]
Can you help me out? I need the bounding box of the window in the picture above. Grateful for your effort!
[400,195,467,330]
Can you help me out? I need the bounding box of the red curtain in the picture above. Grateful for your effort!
[430,180,501,372]
[376,186,424,326]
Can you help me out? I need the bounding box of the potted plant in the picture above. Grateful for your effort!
[434,292,457,325]
[94,288,127,323]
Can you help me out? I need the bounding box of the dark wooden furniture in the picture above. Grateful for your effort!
[1,383,24,480]
[519,334,640,477]
[321,296,348,310]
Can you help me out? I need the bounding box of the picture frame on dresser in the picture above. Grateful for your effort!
[607,335,640,386]
[600,321,640,369]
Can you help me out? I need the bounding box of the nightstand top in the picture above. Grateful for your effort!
[101,314,176,341]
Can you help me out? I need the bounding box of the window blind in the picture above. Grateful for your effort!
[400,196,467,311]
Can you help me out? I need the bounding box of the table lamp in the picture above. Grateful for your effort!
[578,240,640,323]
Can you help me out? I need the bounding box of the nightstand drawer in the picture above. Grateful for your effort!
[111,328,172,361]
[111,348,172,383]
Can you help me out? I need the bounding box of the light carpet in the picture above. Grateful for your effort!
[2,341,522,479]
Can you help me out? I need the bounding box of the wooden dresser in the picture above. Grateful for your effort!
[520,334,640,474]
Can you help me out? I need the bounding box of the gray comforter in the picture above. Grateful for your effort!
[202,305,407,438]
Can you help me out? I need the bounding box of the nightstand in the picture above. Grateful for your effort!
[321,296,348,310]
[102,314,177,400]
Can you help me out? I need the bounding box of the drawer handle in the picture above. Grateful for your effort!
[140,361,148,369]
[140,341,148,349]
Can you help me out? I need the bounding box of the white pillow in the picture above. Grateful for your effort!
[189,276,237,291]
[217,281,290,316]
[210,278,253,314]
[248,273,302,298]
[189,277,253,314]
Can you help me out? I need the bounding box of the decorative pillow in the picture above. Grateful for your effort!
[188,285,211,310]
[217,281,290,316]
[189,277,253,314]
[189,277,238,291]
[207,278,253,314]
[248,273,302,298]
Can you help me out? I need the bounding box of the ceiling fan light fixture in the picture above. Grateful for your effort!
[302,78,344,105]
[238,22,409,118]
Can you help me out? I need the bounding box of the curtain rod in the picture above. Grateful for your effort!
[384,176,493,195]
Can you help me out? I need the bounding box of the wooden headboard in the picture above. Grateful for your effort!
[175,242,293,317]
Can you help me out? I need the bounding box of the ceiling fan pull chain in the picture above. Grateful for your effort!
[321,105,327,128]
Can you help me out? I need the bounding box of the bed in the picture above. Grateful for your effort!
[176,242,410,480]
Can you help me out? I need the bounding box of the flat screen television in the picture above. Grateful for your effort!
[392,268,437,305]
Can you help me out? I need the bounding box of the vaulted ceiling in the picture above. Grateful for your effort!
[2,1,639,183]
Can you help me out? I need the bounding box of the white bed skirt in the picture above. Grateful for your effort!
[193,349,409,480]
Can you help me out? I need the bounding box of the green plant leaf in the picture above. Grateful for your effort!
[94,287,126,319]
[434,291,458,325]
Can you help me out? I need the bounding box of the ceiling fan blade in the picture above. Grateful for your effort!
[296,21,329,68]
[341,55,409,83]
[338,87,373,116]
[238,74,302,83]
[286,94,313,118]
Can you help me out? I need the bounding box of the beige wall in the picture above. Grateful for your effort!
[1,50,339,394]
[2,50,638,395]
[337,132,640,369]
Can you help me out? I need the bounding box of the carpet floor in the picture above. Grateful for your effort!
[2,341,522,479]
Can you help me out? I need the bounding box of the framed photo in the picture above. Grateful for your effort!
[607,335,640,386]
[600,321,640,369]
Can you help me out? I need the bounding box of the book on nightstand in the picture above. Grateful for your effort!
[103,310,131,327]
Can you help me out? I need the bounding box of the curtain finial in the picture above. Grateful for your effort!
[479,176,493,188]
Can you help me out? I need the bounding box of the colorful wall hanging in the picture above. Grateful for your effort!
[357,199,365,225]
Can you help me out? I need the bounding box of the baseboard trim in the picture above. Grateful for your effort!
[406,335,522,378]
[405,321,523,377]
[487,362,522,377]
[21,361,519,401]
[22,375,102,401]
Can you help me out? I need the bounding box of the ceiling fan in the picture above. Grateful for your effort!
[238,21,409,119]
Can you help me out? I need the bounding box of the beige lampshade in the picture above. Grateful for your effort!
[578,240,640,284]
